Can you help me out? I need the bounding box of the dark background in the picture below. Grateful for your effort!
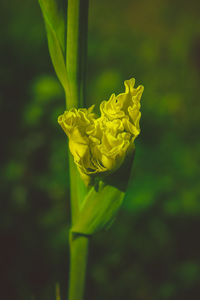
[1,0,200,299]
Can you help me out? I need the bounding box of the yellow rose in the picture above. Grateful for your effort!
[58,78,144,185]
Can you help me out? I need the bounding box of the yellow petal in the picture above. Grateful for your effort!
[58,77,143,185]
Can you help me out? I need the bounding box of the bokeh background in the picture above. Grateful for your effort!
[1,0,200,299]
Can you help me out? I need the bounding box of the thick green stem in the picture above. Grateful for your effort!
[68,234,89,300]
[66,1,90,300]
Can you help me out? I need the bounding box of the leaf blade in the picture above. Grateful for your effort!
[38,0,70,92]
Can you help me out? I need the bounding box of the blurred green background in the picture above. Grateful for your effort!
[1,0,200,299]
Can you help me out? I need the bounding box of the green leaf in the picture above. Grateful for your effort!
[38,0,66,52]
[38,0,70,92]
[71,182,124,235]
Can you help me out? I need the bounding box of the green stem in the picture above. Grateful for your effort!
[66,1,90,300]
[55,283,61,300]
[68,234,89,300]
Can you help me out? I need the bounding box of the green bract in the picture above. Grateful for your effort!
[71,181,124,235]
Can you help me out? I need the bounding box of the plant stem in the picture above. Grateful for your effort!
[66,1,90,300]
[55,283,61,300]
[68,234,89,300]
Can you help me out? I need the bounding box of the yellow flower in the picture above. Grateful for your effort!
[58,78,144,185]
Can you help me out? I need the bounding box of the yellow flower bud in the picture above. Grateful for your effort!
[58,78,144,185]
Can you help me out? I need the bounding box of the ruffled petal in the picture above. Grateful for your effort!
[58,78,144,185]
